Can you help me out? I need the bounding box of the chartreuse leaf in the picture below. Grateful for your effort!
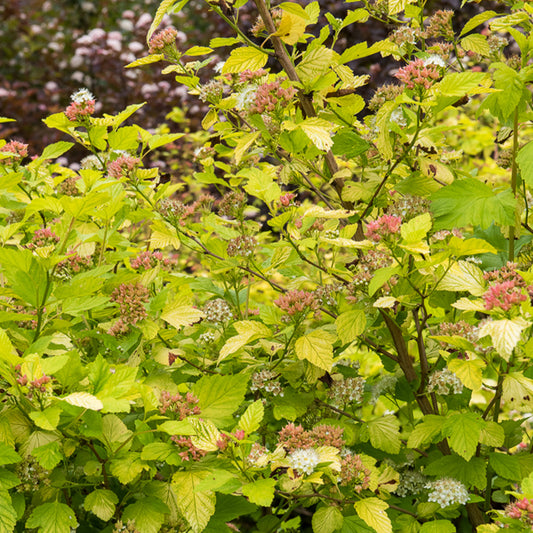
[233,131,260,165]
[141,442,182,465]
[312,506,344,533]
[407,415,444,449]
[0,470,20,490]
[238,400,264,434]
[0,329,20,366]
[0,444,21,466]
[489,452,521,481]
[192,374,248,427]
[437,260,486,296]
[447,358,485,391]
[242,478,277,506]
[354,497,392,533]
[375,101,395,160]
[62,392,103,411]
[84,489,118,521]
[478,318,529,360]
[516,141,533,188]
[447,236,497,257]
[479,421,504,447]
[219,321,271,362]
[431,178,515,230]
[161,293,205,330]
[296,46,334,83]
[367,415,401,454]
[0,490,17,533]
[442,412,484,461]
[26,502,78,533]
[189,418,221,452]
[110,452,149,483]
[295,330,335,371]
[172,471,216,533]
[274,10,308,45]
[461,34,490,55]
[121,496,169,533]
[401,212,432,243]
[335,309,366,345]
[419,520,455,533]
[29,406,61,431]
[31,441,63,470]
[502,373,533,408]
[522,472,533,498]
[222,47,268,74]
[147,0,178,42]
[460,10,497,36]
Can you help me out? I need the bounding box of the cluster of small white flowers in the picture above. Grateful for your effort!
[427,478,469,508]
[251,370,284,396]
[80,154,103,170]
[465,256,483,264]
[329,377,365,407]
[199,331,216,343]
[371,374,398,404]
[203,299,233,325]
[288,448,321,475]
[424,54,447,68]
[396,470,428,497]
[427,368,463,395]
[71,88,95,103]
[390,108,407,127]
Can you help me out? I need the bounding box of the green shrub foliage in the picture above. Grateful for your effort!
[1,0,533,531]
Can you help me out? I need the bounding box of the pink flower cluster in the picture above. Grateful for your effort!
[56,251,92,277]
[274,290,320,321]
[159,390,201,419]
[482,262,533,312]
[1,140,28,164]
[107,155,140,179]
[27,228,60,249]
[394,58,440,90]
[170,435,207,462]
[148,27,178,54]
[339,452,371,492]
[483,281,527,312]
[238,69,267,83]
[277,423,345,453]
[365,215,402,242]
[15,366,52,398]
[215,429,246,451]
[279,193,296,207]
[130,250,169,271]
[504,497,533,527]
[108,283,149,335]
[65,100,95,121]
[249,79,296,115]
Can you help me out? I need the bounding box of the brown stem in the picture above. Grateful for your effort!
[252,0,346,203]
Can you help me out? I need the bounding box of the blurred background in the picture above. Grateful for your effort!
[0,0,482,162]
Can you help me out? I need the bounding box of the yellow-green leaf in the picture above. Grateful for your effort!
[222,47,268,74]
[62,392,103,411]
[172,471,216,533]
[274,11,308,45]
[238,400,264,434]
[296,46,334,82]
[336,310,366,345]
[299,118,334,152]
[461,34,490,56]
[478,318,529,360]
[189,418,221,452]
[125,54,165,68]
[447,358,485,391]
[234,131,260,165]
[312,506,344,533]
[294,330,335,371]
[401,213,432,243]
[161,296,205,330]
[437,260,486,296]
[354,497,392,533]
[219,321,272,362]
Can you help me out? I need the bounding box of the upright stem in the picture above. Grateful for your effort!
[509,108,519,262]
[252,0,346,203]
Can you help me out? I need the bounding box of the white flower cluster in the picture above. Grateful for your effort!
[329,377,365,407]
[424,54,446,68]
[396,470,427,497]
[203,299,233,325]
[288,448,320,475]
[71,88,95,103]
[250,370,284,397]
[427,368,463,395]
[199,331,216,343]
[427,478,469,508]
